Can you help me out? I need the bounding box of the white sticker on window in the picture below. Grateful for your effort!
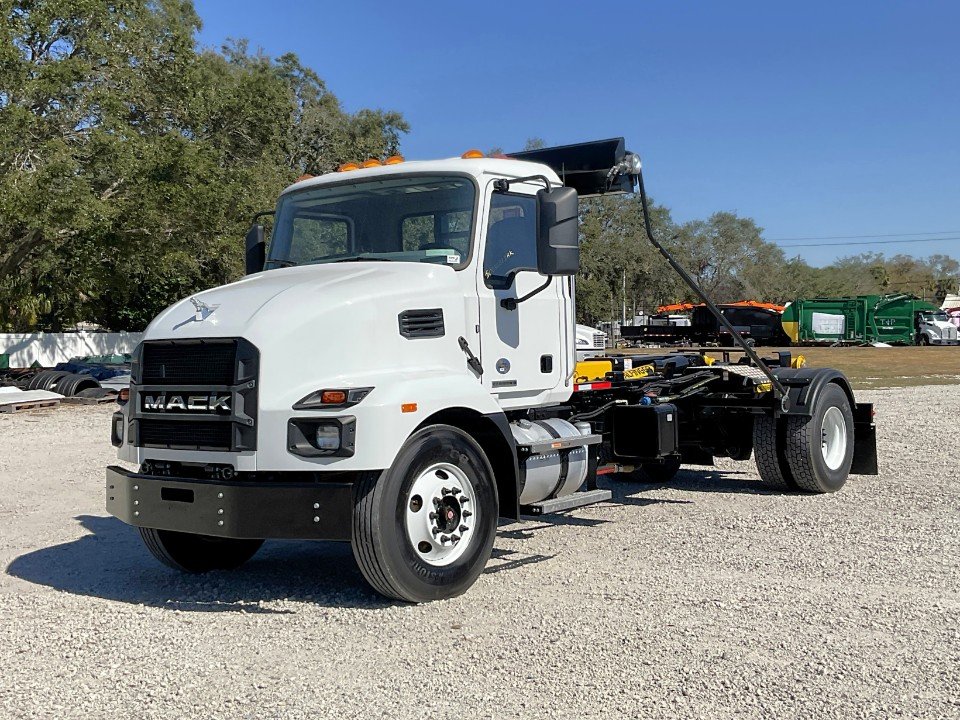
[446,254,461,264]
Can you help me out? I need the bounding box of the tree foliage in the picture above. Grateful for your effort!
[576,194,959,325]
[2,2,955,332]
[0,0,407,330]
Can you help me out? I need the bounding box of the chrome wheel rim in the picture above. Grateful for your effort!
[820,406,847,471]
[404,463,477,567]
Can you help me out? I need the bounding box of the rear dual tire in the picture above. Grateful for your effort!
[753,382,854,493]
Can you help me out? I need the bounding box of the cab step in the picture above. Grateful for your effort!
[520,488,612,516]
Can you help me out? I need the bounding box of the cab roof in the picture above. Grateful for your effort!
[280,157,562,196]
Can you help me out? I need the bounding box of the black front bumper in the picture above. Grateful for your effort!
[105,466,353,540]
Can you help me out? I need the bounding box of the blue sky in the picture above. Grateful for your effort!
[194,0,959,266]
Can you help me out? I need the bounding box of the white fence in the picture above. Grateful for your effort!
[0,332,143,368]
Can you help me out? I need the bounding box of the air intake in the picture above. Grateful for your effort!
[398,309,445,339]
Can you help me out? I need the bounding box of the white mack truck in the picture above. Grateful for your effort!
[107,139,878,602]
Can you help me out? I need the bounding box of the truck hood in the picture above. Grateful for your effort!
[145,262,461,340]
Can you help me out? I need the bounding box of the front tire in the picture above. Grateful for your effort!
[138,528,263,572]
[352,425,498,603]
[783,383,854,493]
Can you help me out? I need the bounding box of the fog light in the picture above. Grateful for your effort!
[315,424,341,451]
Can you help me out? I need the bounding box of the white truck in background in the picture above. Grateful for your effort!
[575,324,606,360]
[106,139,878,602]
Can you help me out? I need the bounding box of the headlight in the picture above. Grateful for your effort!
[314,424,341,451]
[287,417,356,458]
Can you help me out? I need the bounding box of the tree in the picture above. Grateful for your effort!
[0,0,409,330]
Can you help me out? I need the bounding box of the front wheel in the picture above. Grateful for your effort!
[138,528,263,572]
[351,425,498,603]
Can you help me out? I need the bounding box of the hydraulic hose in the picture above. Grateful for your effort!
[633,165,788,402]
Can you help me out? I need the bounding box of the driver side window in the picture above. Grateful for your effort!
[484,193,537,289]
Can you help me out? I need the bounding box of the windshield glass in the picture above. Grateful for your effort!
[267,175,476,269]
[921,311,948,322]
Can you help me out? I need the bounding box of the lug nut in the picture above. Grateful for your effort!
[441,487,450,495]
[463,510,472,518]
[459,524,469,533]
[440,535,449,544]
[431,527,440,535]
[452,487,461,495]
[429,512,437,520]
[460,496,470,504]
[451,535,460,544]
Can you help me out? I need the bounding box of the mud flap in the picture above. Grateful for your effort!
[850,403,878,475]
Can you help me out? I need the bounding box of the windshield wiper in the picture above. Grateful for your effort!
[271,259,298,268]
[333,254,394,263]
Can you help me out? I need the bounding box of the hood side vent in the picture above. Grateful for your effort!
[399,309,445,339]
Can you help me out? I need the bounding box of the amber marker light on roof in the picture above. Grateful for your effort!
[296,173,315,182]
[461,149,484,159]
[384,155,405,165]
[338,162,359,172]
[361,158,382,168]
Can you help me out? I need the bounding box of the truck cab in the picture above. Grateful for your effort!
[915,309,959,345]
[107,139,878,602]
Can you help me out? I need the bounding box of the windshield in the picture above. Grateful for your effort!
[921,311,949,322]
[267,175,476,269]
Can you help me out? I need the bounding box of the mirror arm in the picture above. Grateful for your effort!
[493,175,552,193]
[500,276,552,310]
[252,209,275,222]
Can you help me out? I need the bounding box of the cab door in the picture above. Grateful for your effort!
[476,183,566,409]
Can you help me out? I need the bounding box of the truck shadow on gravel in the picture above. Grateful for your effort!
[5,515,394,613]
[6,515,570,611]
[6,469,776,611]
[608,468,788,496]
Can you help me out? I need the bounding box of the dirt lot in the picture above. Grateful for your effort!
[1,389,958,719]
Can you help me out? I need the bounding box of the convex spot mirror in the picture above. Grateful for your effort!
[536,186,579,276]
[245,223,265,275]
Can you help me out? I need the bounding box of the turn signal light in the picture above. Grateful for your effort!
[401,403,418,413]
[293,387,373,410]
[338,162,360,172]
[296,173,315,182]
[461,149,484,159]
[384,155,405,165]
[361,158,382,168]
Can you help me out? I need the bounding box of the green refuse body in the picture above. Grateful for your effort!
[782,294,940,345]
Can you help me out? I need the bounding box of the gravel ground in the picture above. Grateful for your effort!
[0,387,957,719]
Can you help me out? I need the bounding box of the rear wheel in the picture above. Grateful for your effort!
[753,415,797,490]
[138,528,263,572]
[352,425,498,603]
[783,383,854,493]
[918,334,929,346]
